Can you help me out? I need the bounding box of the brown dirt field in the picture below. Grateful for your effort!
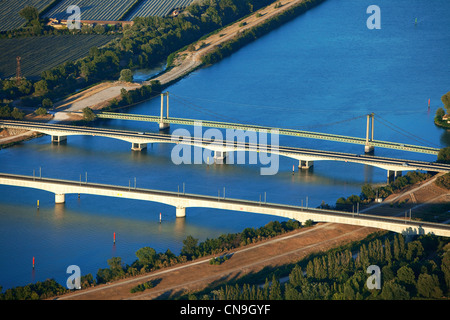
[361,173,450,223]
[55,223,379,300]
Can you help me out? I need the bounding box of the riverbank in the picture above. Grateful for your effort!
[54,223,379,300]
[50,172,449,300]
[0,0,326,147]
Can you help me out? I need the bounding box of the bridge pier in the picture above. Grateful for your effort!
[387,170,402,183]
[299,160,314,170]
[176,207,186,218]
[364,144,374,153]
[364,113,375,154]
[52,135,67,143]
[159,122,170,130]
[214,151,227,164]
[55,193,65,204]
[159,92,170,130]
[131,143,147,151]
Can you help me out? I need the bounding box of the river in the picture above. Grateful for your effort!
[0,0,449,291]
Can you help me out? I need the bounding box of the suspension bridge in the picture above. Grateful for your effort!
[95,92,441,155]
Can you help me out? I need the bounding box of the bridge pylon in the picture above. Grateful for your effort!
[159,92,170,130]
[364,113,375,153]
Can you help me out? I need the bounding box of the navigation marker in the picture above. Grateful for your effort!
[32,257,35,269]
[159,212,162,223]
[113,232,116,245]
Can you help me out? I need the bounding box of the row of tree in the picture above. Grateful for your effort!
[94,219,303,285]
[319,171,432,212]
[189,233,450,300]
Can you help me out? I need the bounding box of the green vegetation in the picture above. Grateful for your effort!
[434,92,450,128]
[1,0,280,115]
[320,171,432,211]
[104,80,162,111]
[442,92,450,114]
[130,280,155,293]
[187,233,450,300]
[82,107,97,121]
[0,104,25,120]
[0,34,117,79]
[119,69,133,82]
[436,172,450,189]
[0,279,67,300]
[437,147,450,164]
[34,107,48,116]
[0,1,56,32]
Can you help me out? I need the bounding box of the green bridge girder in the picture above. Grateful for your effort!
[96,112,440,155]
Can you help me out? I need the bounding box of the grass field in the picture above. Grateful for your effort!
[126,0,194,19]
[0,0,57,32]
[44,0,137,21]
[0,34,117,79]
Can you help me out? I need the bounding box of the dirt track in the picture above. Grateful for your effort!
[151,0,307,86]
[56,223,379,300]
[53,174,449,300]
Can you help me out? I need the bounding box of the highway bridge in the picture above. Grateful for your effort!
[1,120,449,178]
[0,172,448,237]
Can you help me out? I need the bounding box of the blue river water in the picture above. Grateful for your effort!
[0,0,449,290]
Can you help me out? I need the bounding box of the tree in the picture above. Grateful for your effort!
[396,266,416,291]
[442,91,450,113]
[380,280,410,300]
[441,250,450,294]
[417,273,443,298]
[119,69,133,82]
[435,107,445,121]
[360,184,375,201]
[82,107,96,121]
[35,107,47,116]
[437,147,450,164]
[135,247,157,267]
[33,80,48,96]
[19,6,39,23]
[181,235,198,259]
[41,98,53,109]
[11,107,25,120]
[268,275,282,300]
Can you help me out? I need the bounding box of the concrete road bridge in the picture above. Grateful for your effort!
[0,172,449,237]
[1,120,449,180]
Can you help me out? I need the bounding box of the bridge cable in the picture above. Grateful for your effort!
[373,115,439,147]
[170,93,367,130]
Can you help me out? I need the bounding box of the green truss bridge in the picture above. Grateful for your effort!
[95,93,440,156]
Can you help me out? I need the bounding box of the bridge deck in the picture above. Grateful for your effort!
[97,112,440,155]
[0,172,449,237]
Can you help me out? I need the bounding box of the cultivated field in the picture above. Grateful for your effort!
[44,0,137,21]
[0,34,117,79]
[0,0,56,31]
[126,0,194,19]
